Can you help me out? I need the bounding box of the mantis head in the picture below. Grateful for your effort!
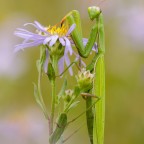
[88,6,101,20]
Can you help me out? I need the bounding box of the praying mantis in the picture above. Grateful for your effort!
[61,6,105,144]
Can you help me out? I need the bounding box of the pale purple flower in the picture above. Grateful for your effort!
[14,21,75,53]
[14,21,76,75]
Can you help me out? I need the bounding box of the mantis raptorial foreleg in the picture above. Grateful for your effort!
[61,7,101,58]
[61,6,105,144]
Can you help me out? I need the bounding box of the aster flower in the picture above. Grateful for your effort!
[14,21,75,53]
[14,21,77,75]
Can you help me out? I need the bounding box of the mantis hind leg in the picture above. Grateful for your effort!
[61,8,99,58]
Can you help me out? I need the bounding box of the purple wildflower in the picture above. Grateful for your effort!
[14,21,76,75]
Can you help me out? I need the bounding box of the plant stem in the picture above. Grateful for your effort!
[50,80,56,134]
[50,56,58,135]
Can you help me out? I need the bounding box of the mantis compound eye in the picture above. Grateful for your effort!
[88,6,101,20]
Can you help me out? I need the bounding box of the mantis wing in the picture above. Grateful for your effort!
[93,54,105,144]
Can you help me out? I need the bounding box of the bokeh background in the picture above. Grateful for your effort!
[0,0,144,144]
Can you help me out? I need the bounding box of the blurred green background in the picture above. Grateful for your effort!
[0,0,144,143]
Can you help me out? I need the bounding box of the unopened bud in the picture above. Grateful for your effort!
[76,68,94,89]
[63,89,74,102]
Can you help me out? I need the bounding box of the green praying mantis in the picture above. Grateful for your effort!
[64,6,105,144]
[51,6,105,144]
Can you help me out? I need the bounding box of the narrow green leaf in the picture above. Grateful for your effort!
[93,55,105,144]
[34,83,43,108]
[33,83,48,119]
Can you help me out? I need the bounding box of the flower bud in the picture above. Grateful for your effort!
[76,68,94,89]
[63,89,74,103]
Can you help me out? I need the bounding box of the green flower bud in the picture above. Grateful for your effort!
[76,68,94,89]
[63,89,74,103]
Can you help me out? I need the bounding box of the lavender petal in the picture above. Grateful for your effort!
[49,35,58,47]
[34,21,45,31]
[73,51,86,67]
[14,39,43,52]
[82,38,98,53]
[64,53,73,76]
[82,38,88,46]
[59,37,65,46]
[66,24,76,36]
[64,37,73,55]
[14,31,47,40]
[24,22,49,34]
[58,57,64,75]
[43,37,52,45]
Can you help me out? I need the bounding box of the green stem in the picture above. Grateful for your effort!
[50,80,56,134]
[50,56,58,135]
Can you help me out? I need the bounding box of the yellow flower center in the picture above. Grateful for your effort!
[47,24,68,37]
